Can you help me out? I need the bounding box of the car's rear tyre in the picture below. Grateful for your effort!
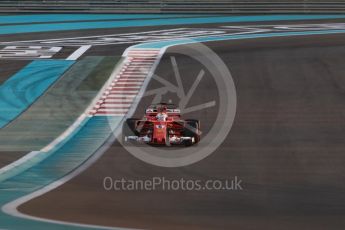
[165,129,171,147]
[183,119,201,146]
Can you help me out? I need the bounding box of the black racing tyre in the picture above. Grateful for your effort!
[183,119,201,146]
[165,128,171,147]
[122,118,139,143]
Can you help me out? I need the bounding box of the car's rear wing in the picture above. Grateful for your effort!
[146,108,180,114]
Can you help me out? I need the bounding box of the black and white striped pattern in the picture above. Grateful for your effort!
[0,46,61,59]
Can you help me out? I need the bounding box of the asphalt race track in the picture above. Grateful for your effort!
[15,33,345,230]
[1,14,345,230]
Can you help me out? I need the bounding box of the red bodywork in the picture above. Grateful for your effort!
[124,104,200,146]
[136,107,183,145]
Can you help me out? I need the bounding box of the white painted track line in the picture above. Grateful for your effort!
[104,99,134,103]
[108,91,139,94]
[66,45,92,60]
[100,105,131,109]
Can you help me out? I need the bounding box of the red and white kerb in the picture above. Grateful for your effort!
[89,49,160,116]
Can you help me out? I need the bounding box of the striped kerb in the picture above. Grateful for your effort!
[89,49,160,116]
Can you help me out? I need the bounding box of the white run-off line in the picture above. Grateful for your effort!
[66,45,92,60]
[0,45,90,60]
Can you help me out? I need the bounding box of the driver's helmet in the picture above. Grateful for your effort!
[158,105,167,113]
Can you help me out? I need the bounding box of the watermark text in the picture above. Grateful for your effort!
[103,176,243,191]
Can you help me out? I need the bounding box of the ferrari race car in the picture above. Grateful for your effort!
[122,103,201,146]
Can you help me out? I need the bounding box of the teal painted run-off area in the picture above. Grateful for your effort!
[1,14,345,35]
[0,60,74,128]
[0,13,211,25]
[0,116,121,230]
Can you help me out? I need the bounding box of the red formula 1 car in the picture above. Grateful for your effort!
[122,103,201,146]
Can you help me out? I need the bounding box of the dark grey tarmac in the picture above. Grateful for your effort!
[19,33,345,229]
